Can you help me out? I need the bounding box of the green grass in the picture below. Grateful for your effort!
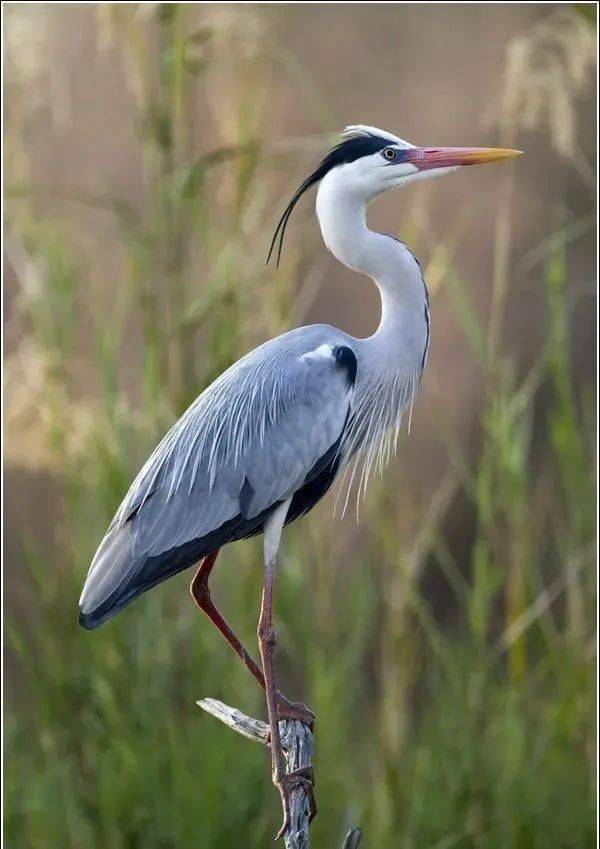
[4,5,596,848]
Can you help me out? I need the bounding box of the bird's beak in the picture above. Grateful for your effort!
[405,146,522,171]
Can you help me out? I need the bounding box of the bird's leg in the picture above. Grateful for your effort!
[190,550,265,688]
[258,500,316,839]
[258,531,289,837]
[190,550,314,727]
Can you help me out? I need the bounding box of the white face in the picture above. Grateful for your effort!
[338,145,459,202]
[269,126,520,266]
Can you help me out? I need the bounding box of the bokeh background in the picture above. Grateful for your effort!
[3,4,597,848]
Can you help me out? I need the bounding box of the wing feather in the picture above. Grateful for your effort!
[79,327,355,627]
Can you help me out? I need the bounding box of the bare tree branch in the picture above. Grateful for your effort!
[197,698,269,744]
[197,698,362,848]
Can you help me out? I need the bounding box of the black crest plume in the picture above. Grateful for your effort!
[266,131,393,266]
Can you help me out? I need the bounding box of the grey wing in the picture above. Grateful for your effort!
[79,334,355,628]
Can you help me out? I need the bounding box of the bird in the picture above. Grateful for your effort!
[79,125,520,836]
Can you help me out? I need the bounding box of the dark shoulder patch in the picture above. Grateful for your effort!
[332,345,357,388]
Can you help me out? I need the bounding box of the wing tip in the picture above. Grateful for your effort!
[78,607,105,630]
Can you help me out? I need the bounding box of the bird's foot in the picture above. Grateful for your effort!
[276,691,315,729]
[274,766,317,840]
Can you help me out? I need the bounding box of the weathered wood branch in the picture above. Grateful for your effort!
[197,698,362,848]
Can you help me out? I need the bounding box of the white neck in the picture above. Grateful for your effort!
[314,166,430,481]
[315,167,426,346]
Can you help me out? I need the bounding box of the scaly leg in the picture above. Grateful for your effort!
[258,500,317,839]
[190,549,314,727]
[190,550,264,687]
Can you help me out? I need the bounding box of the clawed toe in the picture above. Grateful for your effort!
[276,692,315,728]
[274,766,317,839]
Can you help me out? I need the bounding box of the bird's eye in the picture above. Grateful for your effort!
[382,147,397,161]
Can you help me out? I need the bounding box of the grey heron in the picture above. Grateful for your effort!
[79,125,520,836]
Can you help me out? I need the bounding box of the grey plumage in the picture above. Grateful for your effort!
[77,121,519,844]
[79,326,361,627]
[79,125,438,629]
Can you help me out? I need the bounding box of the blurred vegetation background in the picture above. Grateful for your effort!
[3,4,596,848]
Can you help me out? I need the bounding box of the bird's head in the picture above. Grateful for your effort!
[268,125,521,265]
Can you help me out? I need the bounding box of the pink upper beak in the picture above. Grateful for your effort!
[405,146,522,170]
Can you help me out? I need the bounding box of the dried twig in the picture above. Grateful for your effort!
[197,698,362,848]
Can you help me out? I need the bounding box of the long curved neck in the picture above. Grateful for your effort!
[315,168,430,472]
[315,169,425,346]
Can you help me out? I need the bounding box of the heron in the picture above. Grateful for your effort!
[79,125,520,836]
